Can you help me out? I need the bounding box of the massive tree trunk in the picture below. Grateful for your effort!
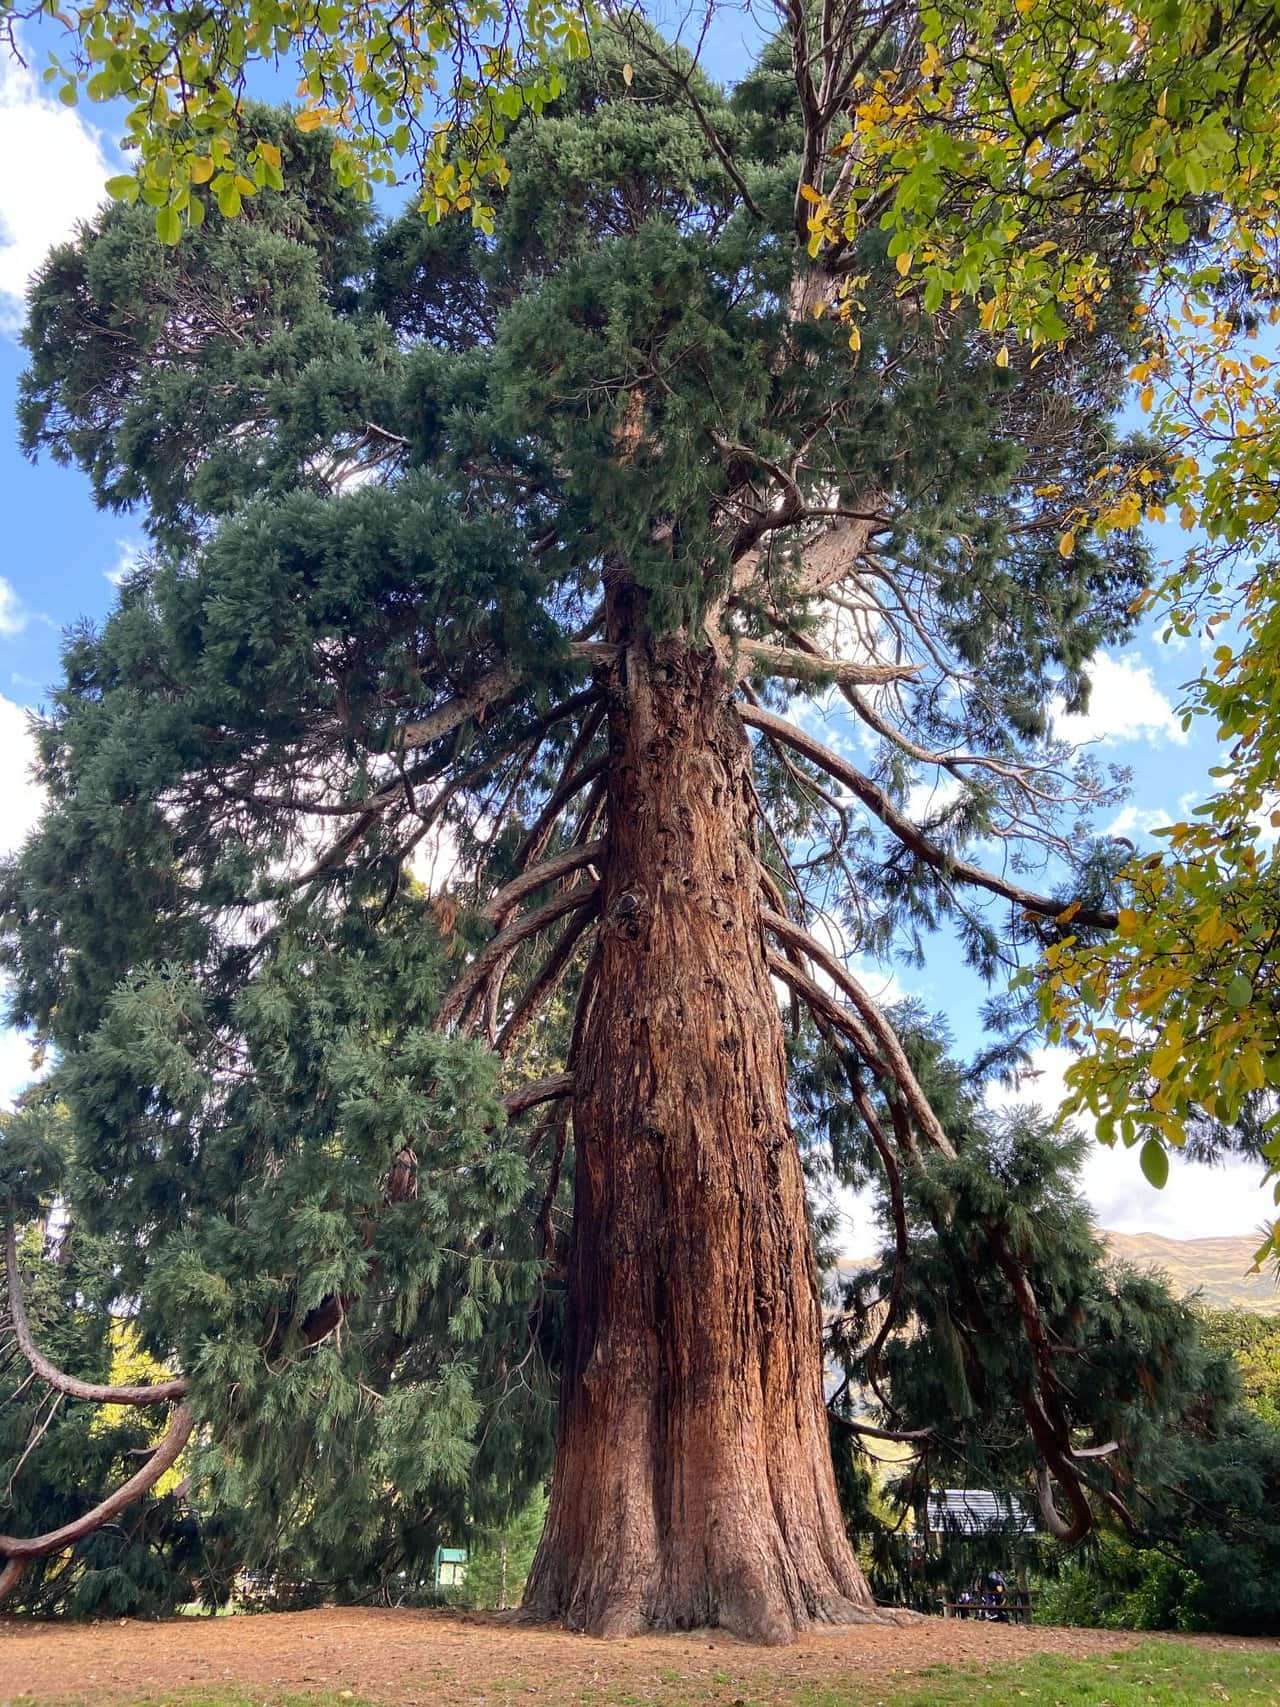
[522,620,878,1643]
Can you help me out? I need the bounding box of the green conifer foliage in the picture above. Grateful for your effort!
[2,23,1161,1636]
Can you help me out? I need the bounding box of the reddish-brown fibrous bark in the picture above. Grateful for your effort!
[522,622,879,1642]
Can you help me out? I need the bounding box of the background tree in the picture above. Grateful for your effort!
[1196,1309,1280,1430]
[817,1017,1280,1636]
[3,16,1158,1640]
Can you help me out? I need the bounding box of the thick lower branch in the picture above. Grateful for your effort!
[508,751,607,890]
[481,838,606,924]
[504,1072,575,1119]
[734,638,919,688]
[0,1402,194,1597]
[495,905,599,1057]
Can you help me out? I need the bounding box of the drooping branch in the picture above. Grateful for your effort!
[506,736,607,887]
[0,1403,194,1601]
[767,951,881,1073]
[849,1079,909,1401]
[536,1103,572,1260]
[4,1223,187,1405]
[818,1027,911,1418]
[495,902,600,1056]
[280,688,604,894]
[843,1418,935,1444]
[1035,1459,1093,1545]
[773,624,1067,803]
[741,703,1118,931]
[763,914,955,1160]
[991,1236,1098,1544]
[437,879,601,1032]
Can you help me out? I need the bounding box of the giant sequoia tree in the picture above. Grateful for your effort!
[1,18,1153,1641]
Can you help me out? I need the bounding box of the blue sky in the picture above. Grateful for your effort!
[0,19,1271,1257]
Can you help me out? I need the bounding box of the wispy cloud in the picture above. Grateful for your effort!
[0,575,28,637]
[1106,803,1172,840]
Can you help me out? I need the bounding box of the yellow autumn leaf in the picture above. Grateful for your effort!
[295,108,326,133]
[622,62,634,86]
[996,345,1010,368]
[257,141,282,170]
[1059,531,1076,558]
[1240,1047,1266,1091]
[189,156,215,184]
[1150,1023,1185,1080]
[800,184,824,204]
[895,251,913,276]
[848,325,862,352]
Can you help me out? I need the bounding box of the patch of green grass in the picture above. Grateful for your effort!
[801,1640,1280,1707]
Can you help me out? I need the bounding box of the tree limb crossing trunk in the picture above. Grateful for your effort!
[522,633,876,1642]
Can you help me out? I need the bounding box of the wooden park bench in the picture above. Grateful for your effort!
[940,1590,1036,1624]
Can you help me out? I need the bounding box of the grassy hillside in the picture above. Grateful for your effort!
[1102,1232,1279,1314]
[837,1232,1279,1315]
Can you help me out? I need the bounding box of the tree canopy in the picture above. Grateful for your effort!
[9,0,1277,1247]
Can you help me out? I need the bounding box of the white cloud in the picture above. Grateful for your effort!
[1106,803,1171,840]
[0,575,27,637]
[0,690,43,856]
[906,770,963,825]
[105,538,144,588]
[846,954,909,1013]
[0,49,115,329]
[829,1179,883,1261]
[816,1044,1276,1259]
[1053,651,1187,749]
[988,1045,1270,1241]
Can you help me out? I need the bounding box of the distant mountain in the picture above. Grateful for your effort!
[1102,1231,1279,1315]
[835,1231,1279,1316]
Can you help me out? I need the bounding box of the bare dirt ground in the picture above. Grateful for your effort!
[2,1607,1278,1706]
